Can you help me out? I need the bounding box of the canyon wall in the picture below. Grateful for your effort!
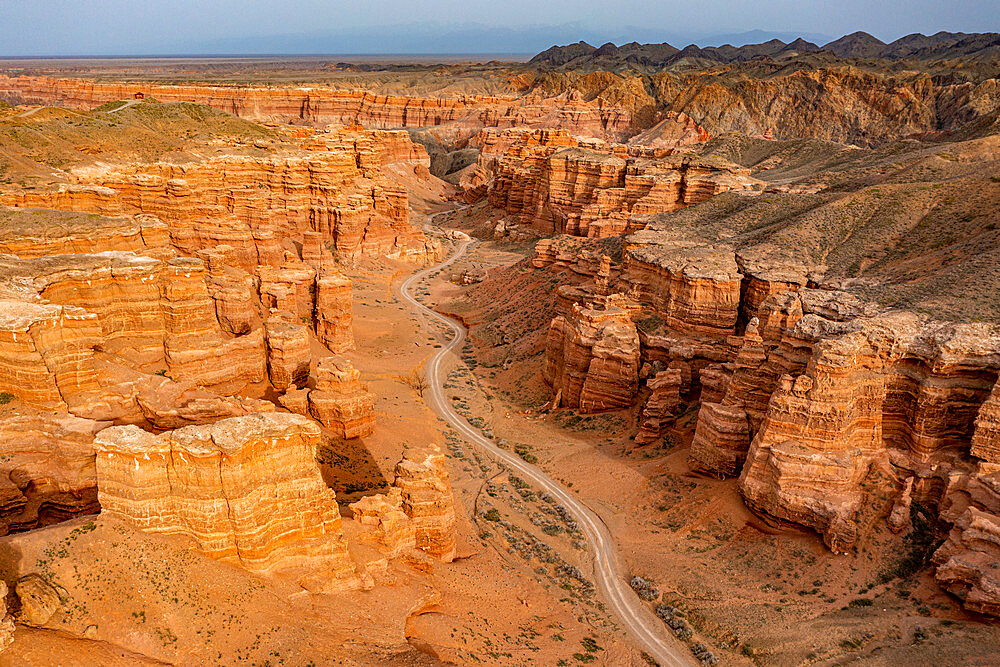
[532,226,1000,615]
[0,129,440,264]
[0,76,632,142]
[465,127,757,237]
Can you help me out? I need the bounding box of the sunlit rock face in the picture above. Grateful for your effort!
[94,413,360,583]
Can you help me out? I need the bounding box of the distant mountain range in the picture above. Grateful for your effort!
[529,31,1000,68]
[173,25,836,58]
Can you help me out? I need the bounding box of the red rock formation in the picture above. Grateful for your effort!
[0,209,171,259]
[0,581,12,652]
[625,112,710,149]
[308,356,376,439]
[623,238,744,338]
[0,252,278,424]
[0,412,101,535]
[264,319,311,392]
[393,447,457,562]
[732,298,1000,552]
[94,413,360,584]
[0,130,439,264]
[544,294,640,412]
[348,487,416,559]
[0,76,633,142]
[315,270,354,353]
[971,381,1000,463]
[933,505,1000,616]
[635,369,683,444]
[469,128,757,237]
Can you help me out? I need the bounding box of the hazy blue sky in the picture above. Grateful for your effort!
[2,0,998,55]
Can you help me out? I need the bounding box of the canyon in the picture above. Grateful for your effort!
[0,33,997,665]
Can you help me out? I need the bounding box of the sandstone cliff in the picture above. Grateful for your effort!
[308,356,376,439]
[0,129,438,264]
[468,128,757,237]
[94,413,360,583]
[0,76,633,143]
[544,294,640,412]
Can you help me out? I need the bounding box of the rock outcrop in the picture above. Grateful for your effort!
[315,270,355,353]
[349,487,417,559]
[94,413,360,583]
[393,448,457,562]
[0,581,13,652]
[716,293,1000,553]
[0,412,101,535]
[0,129,439,264]
[308,356,376,439]
[635,368,683,445]
[933,506,1000,617]
[544,294,640,412]
[0,252,268,418]
[16,573,61,627]
[264,319,311,392]
[467,128,757,237]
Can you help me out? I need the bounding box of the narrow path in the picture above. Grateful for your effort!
[14,105,43,118]
[107,99,143,113]
[399,227,693,666]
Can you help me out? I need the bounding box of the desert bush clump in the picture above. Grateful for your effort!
[691,643,718,665]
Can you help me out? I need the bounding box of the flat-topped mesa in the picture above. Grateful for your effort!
[0,130,438,264]
[94,413,359,583]
[392,447,457,562]
[726,293,1000,552]
[544,294,641,412]
[0,76,632,142]
[308,356,375,439]
[472,127,756,237]
[623,237,744,339]
[734,249,814,325]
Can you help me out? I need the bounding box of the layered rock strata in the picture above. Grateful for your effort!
[467,128,757,237]
[0,76,633,142]
[543,294,640,412]
[393,448,457,562]
[349,487,416,559]
[94,413,359,581]
[635,369,683,445]
[0,129,439,264]
[717,293,1000,553]
[0,252,267,416]
[0,412,101,535]
[264,319,311,392]
[308,356,376,439]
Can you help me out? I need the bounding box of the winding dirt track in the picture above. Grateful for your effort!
[399,231,693,666]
